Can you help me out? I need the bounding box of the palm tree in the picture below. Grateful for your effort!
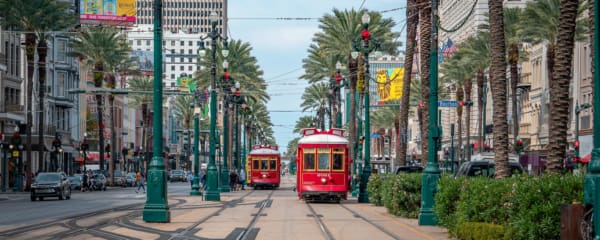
[71,26,129,179]
[127,77,153,170]
[309,8,400,161]
[488,0,510,178]
[294,116,318,133]
[417,0,432,165]
[398,0,419,167]
[521,0,588,172]
[0,0,75,186]
[300,83,330,130]
[461,33,491,154]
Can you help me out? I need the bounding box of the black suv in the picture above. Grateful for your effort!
[31,172,71,201]
[455,160,524,178]
[395,165,424,174]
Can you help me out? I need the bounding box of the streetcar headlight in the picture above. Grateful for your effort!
[262,174,267,178]
[321,178,327,184]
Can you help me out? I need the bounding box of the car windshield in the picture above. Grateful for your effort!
[68,177,80,181]
[173,170,183,175]
[36,174,60,182]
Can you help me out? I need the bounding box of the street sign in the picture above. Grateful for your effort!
[438,100,458,108]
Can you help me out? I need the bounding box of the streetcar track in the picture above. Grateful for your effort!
[306,202,334,240]
[339,203,402,240]
[236,190,275,240]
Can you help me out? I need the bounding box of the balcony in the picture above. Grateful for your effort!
[0,104,25,122]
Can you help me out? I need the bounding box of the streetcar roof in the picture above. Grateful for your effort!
[249,148,280,155]
[298,134,348,144]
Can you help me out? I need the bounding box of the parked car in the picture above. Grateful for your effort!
[455,159,524,178]
[169,170,186,182]
[92,174,107,191]
[68,175,83,190]
[125,172,136,187]
[395,165,424,174]
[111,170,126,187]
[31,172,71,201]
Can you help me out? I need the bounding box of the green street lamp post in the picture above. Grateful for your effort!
[331,61,344,128]
[585,0,600,236]
[419,0,442,226]
[190,99,202,196]
[450,123,455,173]
[352,89,361,197]
[197,11,229,201]
[143,0,170,222]
[11,126,22,192]
[230,82,245,171]
[352,12,382,203]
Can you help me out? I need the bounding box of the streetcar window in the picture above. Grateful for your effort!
[303,151,315,170]
[318,148,330,170]
[261,160,269,170]
[333,153,344,170]
[270,160,277,170]
[253,160,259,170]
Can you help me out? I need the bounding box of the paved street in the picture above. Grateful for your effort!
[0,175,450,240]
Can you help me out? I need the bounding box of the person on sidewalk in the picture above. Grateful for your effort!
[188,171,194,187]
[239,168,246,190]
[135,172,145,193]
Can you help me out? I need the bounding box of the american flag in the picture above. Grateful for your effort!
[443,38,457,58]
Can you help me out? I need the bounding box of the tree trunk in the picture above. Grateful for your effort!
[348,55,358,162]
[548,0,579,173]
[24,33,35,187]
[37,39,48,175]
[489,0,510,178]
[464,77,472,162]
[477,70,484,153]
[456,88,464,165]
[509,44,520,143]
[93,62,105,171]
[398,0,418,167]
[418,0,432,166]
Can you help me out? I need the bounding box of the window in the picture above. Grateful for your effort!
[261,160,268,170]
[56,39,67,62]
[180,41,184,46]
[170,74,175,79]
[253,159,259,170]
[188,66,192,71]
[317,148,330,170]
[180,66,184,71]
[333,148,344,170]
[137,40,141,46]
[171,41,175,46]
[188,41,193,46]
[146,40,151,45]
[269,160,277,170]
[188,49,193,54]
[303,149,315,170]
[57,71,66,97]
[171,65,175,71]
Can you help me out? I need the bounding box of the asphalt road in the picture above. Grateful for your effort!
[0,181,193,226]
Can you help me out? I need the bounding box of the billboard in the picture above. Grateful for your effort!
[376,68,404,103]
[176,75,197,92]
[80,0,136,26]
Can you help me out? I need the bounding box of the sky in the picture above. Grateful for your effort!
[227,0,407,153]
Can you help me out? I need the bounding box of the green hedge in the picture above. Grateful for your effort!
[457,222,508,240]
[367,174,385,206]
[433,174,584,240]
[366,173,422,218]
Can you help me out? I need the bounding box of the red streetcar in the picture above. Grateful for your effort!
[246,145,281,189]
[296,128,349,202]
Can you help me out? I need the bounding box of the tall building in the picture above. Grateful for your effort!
[0,27,25,137]
[135,0,227,34]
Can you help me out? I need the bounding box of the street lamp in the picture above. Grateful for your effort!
[584,0,600,236]
[190,97,202,196]
[197,10,228,201]
[332,61,345,128]
[81,133,88,172]
[229,81,246,171]
[143,0,170,222]
[481,74,488,153]
[352,12,381,203]
[419,0,442,226]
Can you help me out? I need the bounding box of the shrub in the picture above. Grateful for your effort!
[367,174,385,206]
[457,222,508,240]
[454,177,517,228]
[507,174,584,240]
[434,174,464,233]
[382,173,422,218]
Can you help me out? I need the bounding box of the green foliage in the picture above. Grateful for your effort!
[433,174,584,240]
[366,174,385,206]
[507,174,584,240]
[382,173,422,218]
[433,174,464,232]
[457,222,508,240]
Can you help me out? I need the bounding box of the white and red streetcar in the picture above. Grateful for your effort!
[246,145,281,189]
[296,128,349,202]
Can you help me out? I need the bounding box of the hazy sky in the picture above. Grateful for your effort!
[227,0,406,152]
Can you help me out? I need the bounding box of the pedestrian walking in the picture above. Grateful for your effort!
[135,171,145,193]
[199,170,206,190]
[239,169,246,190]
[189,171,194,187]
[82,173,88,192]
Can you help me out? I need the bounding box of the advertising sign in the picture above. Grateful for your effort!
[376,68,404,102]
[131,50,154,72]
[80,0,136,26]
[176,75,197,92]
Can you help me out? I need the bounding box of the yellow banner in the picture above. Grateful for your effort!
[117,0,136,17]
[376,68,404,102]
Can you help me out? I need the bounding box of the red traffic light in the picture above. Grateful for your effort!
[335,74,342,84]
[516,139,522,145]
[574,140,580,148]
[361,29,371,41]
